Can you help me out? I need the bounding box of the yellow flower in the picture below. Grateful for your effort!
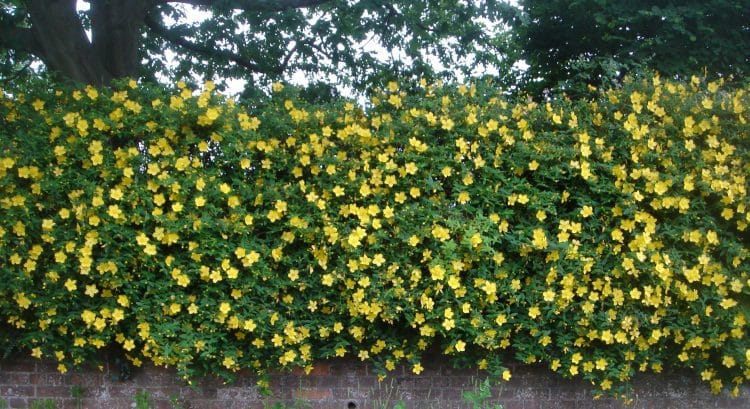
[447,275,461,289]
[219,302,231,314]
[372,253,386,266]
[81,310,96,325]
[469,233,482,247]
[531,228,548,250]
[84,285,99,297]
[16,293,31,309]
[429,264,446,281]
[110,188,123,200]
[528,306,541,319]
[404,162,418,175]
[347,227,367,248]
[107,205,123,219]
[431,225,450,241]
[41,219,55,230]
[542,290,555,302]
[123,339,135,351]
[412,363,423,374]
[653,180,669,195]
[388,94,402,108]
[578,160,593,179]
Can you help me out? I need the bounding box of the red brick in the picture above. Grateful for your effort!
[6,397,29,409]
[38,361,66,373]
[0,359,35,372]
[0,373,31,385]
[0,385,34,397]
[35,386,69,397]
[30,373,67,387]
[292,387,333,401]
[306,362,333,376]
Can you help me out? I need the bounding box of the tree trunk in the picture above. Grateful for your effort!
[91,0,152,80]
[25,0,152,86]
[26,0,112,85]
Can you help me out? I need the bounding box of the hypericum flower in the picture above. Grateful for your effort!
[447,275,461,290]
[580,205,593,218]
[388,94,402,108]
[15,293,31,309]
[528,306,541,319]
[431,225,450,241]
[372,253,386,266]
[531,228,548,249]
[429,264,445,281]
[107,204,123,219]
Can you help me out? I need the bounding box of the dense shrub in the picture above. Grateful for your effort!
[1,76,748,399]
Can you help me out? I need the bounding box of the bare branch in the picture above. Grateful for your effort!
[143,13,279,74]
[158,0,332,12]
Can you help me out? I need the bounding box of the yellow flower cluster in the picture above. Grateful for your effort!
[0,75,748,398]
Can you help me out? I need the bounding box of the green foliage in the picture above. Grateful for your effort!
[463,378,503,409]
[265,400,311,409]
[28,400,55,409]
[0,75,748,401]
[70,385,84,409]
[133,390,153,409]
[514,0,750,95]
[169,395,185,409]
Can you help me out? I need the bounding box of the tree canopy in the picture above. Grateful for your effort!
[2,1,749,98]
[513,0,750,95]
[0,0,518,91]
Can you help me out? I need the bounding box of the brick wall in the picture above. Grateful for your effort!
[1,355,748,409]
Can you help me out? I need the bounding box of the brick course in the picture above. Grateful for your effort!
[0,356,748,408]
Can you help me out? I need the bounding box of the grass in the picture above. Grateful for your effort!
[70,385,84,409]
[28,400,56,409]
[133,390,153,409]
[462,378,504,409]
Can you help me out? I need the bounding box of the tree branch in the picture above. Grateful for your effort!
[159,0,333,12]
[143,13,277,74]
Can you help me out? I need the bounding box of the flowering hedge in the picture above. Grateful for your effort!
[1,76,748,399]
